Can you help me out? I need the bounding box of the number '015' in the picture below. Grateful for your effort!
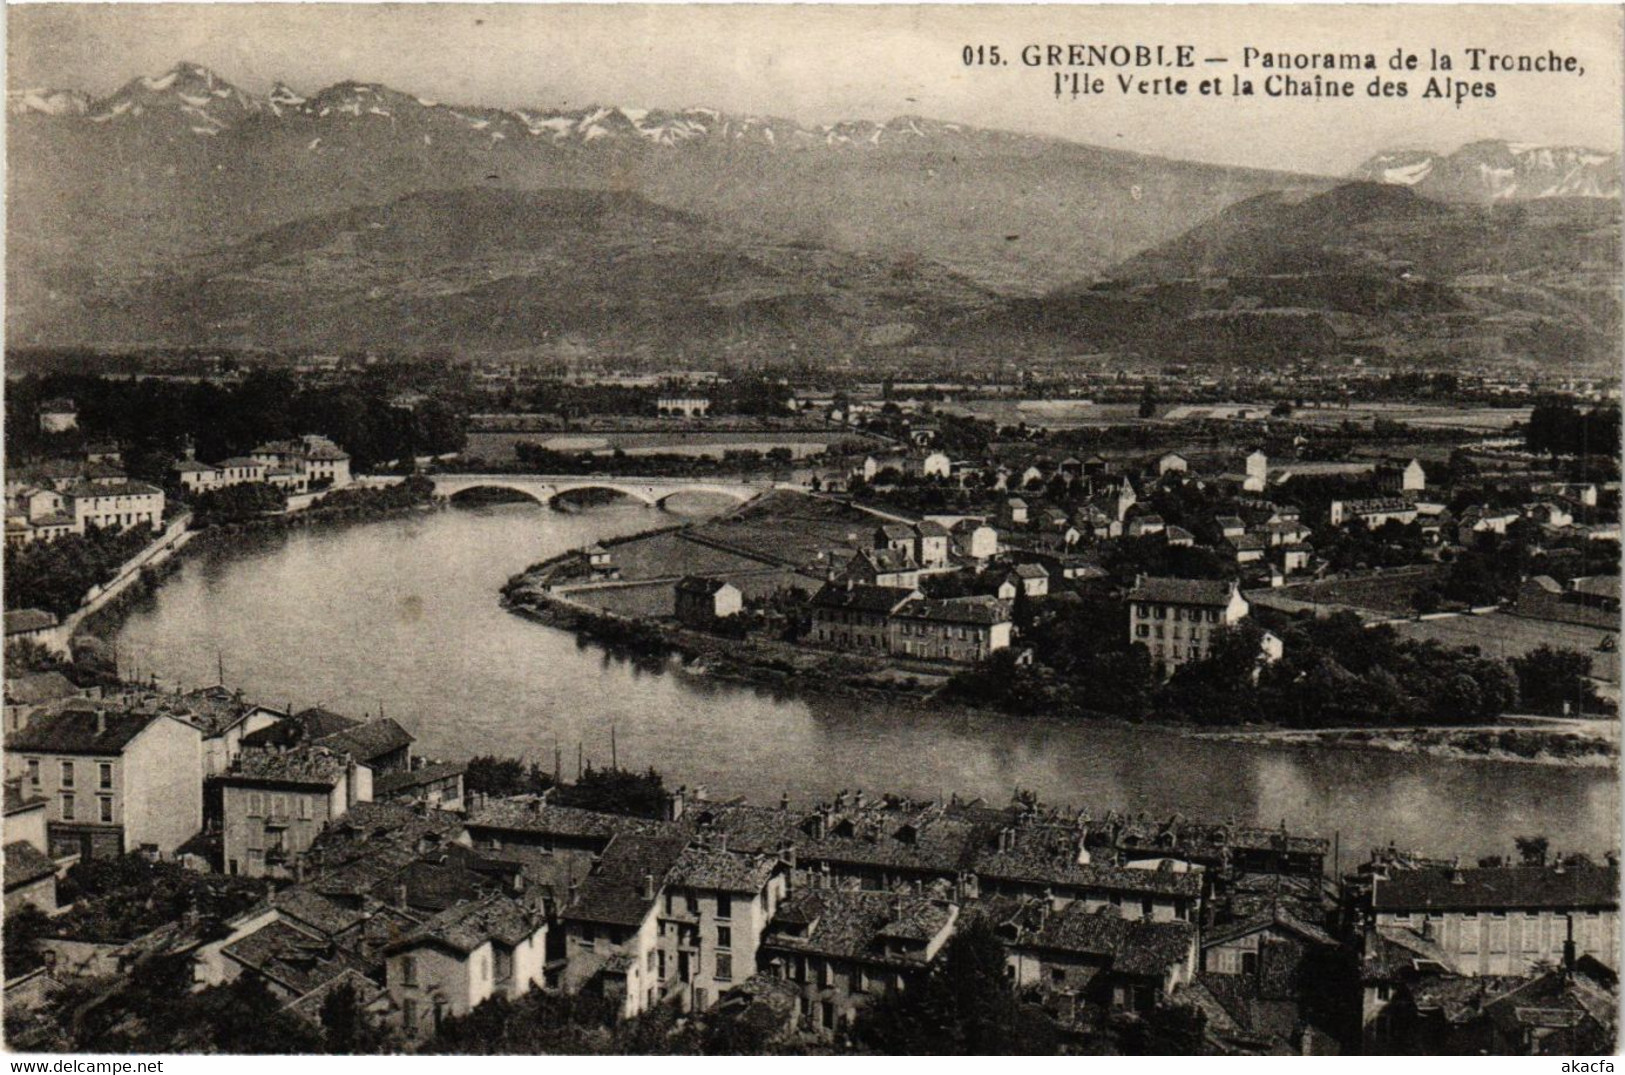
[963,45,1002,66]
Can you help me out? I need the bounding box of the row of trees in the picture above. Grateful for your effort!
[8,367,467,479]
[3,525,157,616]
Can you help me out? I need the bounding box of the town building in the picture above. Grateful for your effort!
[38,398,78,434]
[5,840,58,914]
[373,761,467,811]
[1127,576,1252,679]
[1376,458,1428,494]
[656,396,711,418]
[675,577,744,626]
[217,746,372,878]
[63,480,165,533]
[888,596,1014,663]
[560,832,691,1018]
[6,706,203,859]
[760,889,958,1037]
[386,894,548,1039]
[657,843,791,1013]
[1367,862,1619,978]
[1329,498,1419,528]
[808,584,917,653]
[998,897,1200,1014]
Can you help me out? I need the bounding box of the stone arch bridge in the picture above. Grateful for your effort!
[421,473,772,509]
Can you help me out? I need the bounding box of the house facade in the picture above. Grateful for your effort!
[5,708,203,859]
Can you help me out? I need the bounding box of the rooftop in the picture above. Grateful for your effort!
[4,840,57,891]
[5,609,59,636]
[810,582,918,615]
[389,893,537,956]
[763,889,955,967]
[665,844,780,893]
[564,832,690,927]
[1374,864,1619,912]
[7,707,170,756]
[892,595,1013,627]
[1128,577,1239,608]
[222,746,351,788]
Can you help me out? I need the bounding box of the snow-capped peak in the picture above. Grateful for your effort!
[1353,140,1619,203]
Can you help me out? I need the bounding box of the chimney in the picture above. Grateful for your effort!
[1449,856,1465,885]
[96,711,107,737]
[568,880,580,906]
[1563,915,1577,976]
[643,873,656,901]
[293,856,306,885]
[396,882,409,909]
[780,791,791,812]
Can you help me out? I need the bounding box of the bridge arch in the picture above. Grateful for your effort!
[429,473,767,511]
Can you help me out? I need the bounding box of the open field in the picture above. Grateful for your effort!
[1392,611,1620,685]
[1252,566,1446,618]
[1286,404,1532,431]
[567,567,810,617]
[688,490,891,570]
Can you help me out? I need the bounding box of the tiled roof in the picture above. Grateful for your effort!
[285,969,385,1026]
[675,576,733,596]
[317,718,413,764]
[292,707,361,739]
[5,671,78,705]
[3,784,46,816]
[4,841,56,891]
[1361,926,1460,982]
[222,919,375,997]
[1373,865,1618,912]
[465,796,676,841]
[7,707,166,755]
[763,890,955,967]
[892,595,1013,627]
[1203,906,1336,950]
[222,746,350,788]
[810,583,917,615]
[5,609,59,635]
[564,832,690,927]
[389,894,537,956]
[1128,577,1238,608]
[374,762,465,798]
[218,457,265,469]
[1005,900,1195,976]
[61,480,163,499]
[1013,563,1049,579]
[665,844,780,893]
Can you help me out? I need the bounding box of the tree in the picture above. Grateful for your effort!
[1515,835,1549,867]
[554,765,667,818]
[855,917,1057,1054]
[1117,1003,1207,1055]
[1511,646,1601,715]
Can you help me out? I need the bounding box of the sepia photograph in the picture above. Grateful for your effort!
[1,1,1621,1058]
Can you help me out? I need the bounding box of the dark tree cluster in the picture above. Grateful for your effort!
[3,525,156,616]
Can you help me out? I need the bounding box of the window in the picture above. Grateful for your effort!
[717,926,732,949]
[1141,897,1155,919]
[820,1001,835,1030]
[402,999,417,1030]
[99,796,113,823]
[716,892,731,919]
[1241,951,1258,975]
[658,950,667,980]
[580,925,597,945]
[61,793,75,821]
[1051,967,1066,985]
[246,792,262,817]
[98,763,112,790]
[298,797,312,820]
[686,891,699,915]
[60,761,74,789]
[715,953,734,981]
[401,956,418,986]
[26,759,39,786]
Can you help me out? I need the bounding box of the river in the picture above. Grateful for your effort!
[111,500,1619,864]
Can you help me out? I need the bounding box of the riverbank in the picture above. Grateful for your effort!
[1196,723,1619,768]
[69,481,442,648]
[503,515,1621,770]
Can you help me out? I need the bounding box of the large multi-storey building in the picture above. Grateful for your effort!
[1127,576,1251,678]
[1368,863,1619,978]
[217,746,372,878]
[6,706,203,859]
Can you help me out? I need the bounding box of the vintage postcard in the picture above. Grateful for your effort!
[2,2,1621,1058]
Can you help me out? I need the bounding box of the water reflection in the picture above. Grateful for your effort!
[113,501,1618,861]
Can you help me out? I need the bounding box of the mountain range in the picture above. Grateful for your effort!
[7,63,1620,370]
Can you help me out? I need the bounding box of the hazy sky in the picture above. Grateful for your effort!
[8,3,1621,174]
